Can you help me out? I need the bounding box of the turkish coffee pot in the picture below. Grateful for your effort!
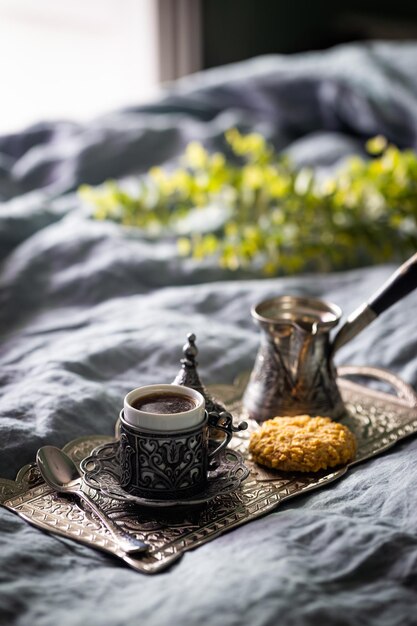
[243,252,417,421]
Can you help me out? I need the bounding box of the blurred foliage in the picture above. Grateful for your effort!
[79,130,417,275]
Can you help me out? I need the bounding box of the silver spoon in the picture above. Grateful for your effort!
[36,445,149,555]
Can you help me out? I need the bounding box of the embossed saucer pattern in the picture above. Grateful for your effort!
[80,442,249,508]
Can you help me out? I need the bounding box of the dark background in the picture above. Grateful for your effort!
[202,0,417,68]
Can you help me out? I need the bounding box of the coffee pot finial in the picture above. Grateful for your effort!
[182,333,198,366]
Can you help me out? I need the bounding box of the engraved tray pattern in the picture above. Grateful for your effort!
[1,366,417,574]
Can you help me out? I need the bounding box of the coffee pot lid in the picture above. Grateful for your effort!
[172,333,227,415]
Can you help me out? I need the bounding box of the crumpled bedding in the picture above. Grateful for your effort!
[1,41,417,626]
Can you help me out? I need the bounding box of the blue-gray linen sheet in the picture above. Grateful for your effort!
[1,41,417,626]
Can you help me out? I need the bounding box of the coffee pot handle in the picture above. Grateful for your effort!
[332,252,417,354]
[207,411,248,462]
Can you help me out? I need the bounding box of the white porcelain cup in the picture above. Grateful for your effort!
[123,384,205,432]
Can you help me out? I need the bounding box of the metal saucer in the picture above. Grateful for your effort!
[80,442,249,508]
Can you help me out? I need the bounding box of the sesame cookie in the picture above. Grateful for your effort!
[249,415,356,472]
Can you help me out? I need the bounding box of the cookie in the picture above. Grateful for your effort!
[249,415,356,472]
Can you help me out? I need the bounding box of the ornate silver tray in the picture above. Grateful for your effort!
[80,444,249,507]
[1,366,417,574]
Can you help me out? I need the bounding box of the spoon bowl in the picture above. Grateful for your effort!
[37,446,82,492]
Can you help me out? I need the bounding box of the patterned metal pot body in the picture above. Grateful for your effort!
[119,412,209,499]
[243,296,346,421]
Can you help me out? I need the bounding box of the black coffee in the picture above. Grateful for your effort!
[132,393,196,414]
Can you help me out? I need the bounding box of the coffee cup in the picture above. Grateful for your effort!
[124,384,204,432]
[119,384,241,500]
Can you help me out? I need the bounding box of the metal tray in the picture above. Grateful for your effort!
[1,366,416,574]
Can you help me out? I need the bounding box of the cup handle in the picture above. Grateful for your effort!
[207,411,248,462]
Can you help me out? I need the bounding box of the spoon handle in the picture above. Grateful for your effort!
[76,489,149,555]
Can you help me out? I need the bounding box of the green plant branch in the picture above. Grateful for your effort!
[79,131,417,275]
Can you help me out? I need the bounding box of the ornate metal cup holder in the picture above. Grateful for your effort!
[80,441,250,508]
